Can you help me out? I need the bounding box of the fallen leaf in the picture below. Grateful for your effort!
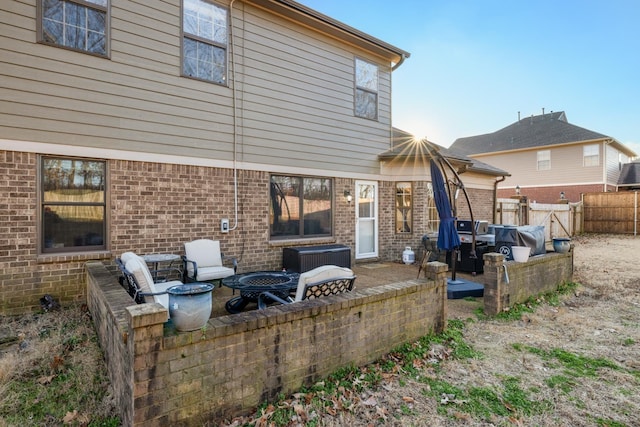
[62,410,78,424]
[38,375,55,385]
[362,396,377,406]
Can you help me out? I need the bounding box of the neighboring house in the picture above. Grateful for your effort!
[0,0,500,314]
[617,160,640,190]
[450,111,637,203]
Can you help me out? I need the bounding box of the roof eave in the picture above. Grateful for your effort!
[466,137,618,158]
[245,0,411,65]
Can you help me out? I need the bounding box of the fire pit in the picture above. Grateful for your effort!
[221,271,300,313]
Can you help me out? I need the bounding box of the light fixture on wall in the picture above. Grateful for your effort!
[515,185,521,195]
[344,190,352,204]
[560,191,565,200]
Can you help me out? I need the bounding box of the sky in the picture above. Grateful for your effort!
[298,0,640,155]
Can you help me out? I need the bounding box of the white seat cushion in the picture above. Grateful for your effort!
[125,257,172,318]
[295,265,354,301]
[184,239,224,277]
[120,251,139,264]
[194,265,236,282]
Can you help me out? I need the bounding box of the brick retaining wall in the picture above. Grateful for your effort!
[482,249,574,315]
[86,261,449,426]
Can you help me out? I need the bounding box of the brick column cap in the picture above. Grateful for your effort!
[126,303,168,328]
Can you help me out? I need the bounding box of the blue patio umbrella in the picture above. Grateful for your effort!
[430,159,460,252]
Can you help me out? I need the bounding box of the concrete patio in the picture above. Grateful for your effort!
[209,261,482,319]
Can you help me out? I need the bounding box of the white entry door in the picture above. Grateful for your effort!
[355,181,378,259]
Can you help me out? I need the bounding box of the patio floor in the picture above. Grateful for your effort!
[210,262,482,319]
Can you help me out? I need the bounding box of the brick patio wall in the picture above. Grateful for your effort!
[482,249,574,315]
[86,261,449,426]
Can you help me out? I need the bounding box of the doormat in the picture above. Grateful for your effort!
[359,263,390,269]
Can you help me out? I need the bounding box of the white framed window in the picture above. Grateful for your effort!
[583,144,599,167]
[537,150,550,170]
[355,58,378,120]
[38,0,109,57]
[182,0,228,85]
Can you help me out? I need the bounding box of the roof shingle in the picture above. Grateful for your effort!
[450,111,611,156]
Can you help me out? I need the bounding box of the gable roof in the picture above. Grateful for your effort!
[618,161,640,188]
[449,111,633,156]
[378,128,509,177]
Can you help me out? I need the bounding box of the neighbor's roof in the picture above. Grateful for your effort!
[618,161,640,187]
[247,0,410,66]
[378,128,510,177]
[450,111,636,157]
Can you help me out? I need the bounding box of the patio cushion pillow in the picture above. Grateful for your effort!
[120,251,138,264]
[193,265,236,282]
[184,239,223,276]
[295,265,354,301]
[124,257,169,309]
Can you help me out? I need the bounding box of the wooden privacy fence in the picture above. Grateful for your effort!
[495,198,583,238]
[583,192,639,235]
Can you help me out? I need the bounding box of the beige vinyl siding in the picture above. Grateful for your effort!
[2,1,236,158]
[232,3,392,174]
[1,1,394,176]
[475,143,605,188]
[605,144,624,185]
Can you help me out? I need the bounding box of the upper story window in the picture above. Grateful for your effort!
[270,175,332,239]
[41,157,106,253]
[395,182,412,233]
[38,0,109,57]
[583,144,600,166]
[182,0,228,85]
[355,58,378,120]
[537,150,550,170]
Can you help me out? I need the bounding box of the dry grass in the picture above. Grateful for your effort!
[0,305,118,426]
[1,234,638,426]
[226,234,640,426]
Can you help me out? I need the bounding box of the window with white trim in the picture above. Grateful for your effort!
[182,0,228,85]
[583,144,599,167]
[355,58,378,120]
[39,0,109,56]
[537,150,550,170]
[41,157,107,253]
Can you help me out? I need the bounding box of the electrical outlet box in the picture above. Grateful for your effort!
[220,218,229,233]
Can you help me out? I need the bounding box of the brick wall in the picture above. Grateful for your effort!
[0,151,109,314]
[86,260,449,426]
[1,149,495,315]
[482,250,574,315]
[456,188,495,223]
[497,184,606,204]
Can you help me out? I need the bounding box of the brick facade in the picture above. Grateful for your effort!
[6,151,498,314]
[497,184,612,204]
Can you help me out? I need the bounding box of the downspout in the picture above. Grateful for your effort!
[493,175,507,224]
[391,53,407,71]
[228,0,239,231]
